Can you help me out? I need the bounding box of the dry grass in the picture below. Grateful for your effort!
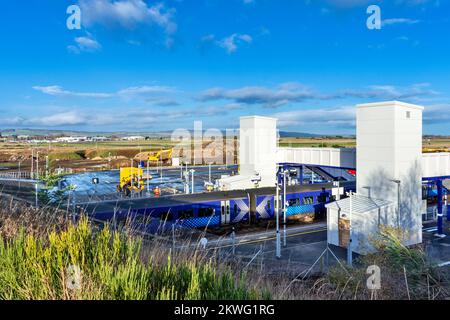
[268,226,450,300]
[1,200,449,300]
[0,200,264,300]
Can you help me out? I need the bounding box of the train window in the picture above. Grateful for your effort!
[267,200,271,210]
[234,204,238,215]
[178,209,193,220]
[221,206,225,215]
[289,198,299,206]
[227,205,230,215]
[303,196,314,205]
[198,207,214,218]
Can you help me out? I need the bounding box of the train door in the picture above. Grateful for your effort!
[249,193,257,223]
[221,200,231,224]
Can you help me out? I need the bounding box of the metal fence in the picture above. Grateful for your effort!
[0,171,32,180]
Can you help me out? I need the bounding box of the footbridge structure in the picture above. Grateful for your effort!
[277,147,450,180]
[219,101,450,241]
[276,102,450,239]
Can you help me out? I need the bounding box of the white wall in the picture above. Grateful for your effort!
[278,147,450,179]
[277,147,356,168]
[239,116,278,187]
[356,101,423,245]
[328,205,396,254]
[422,153,450,178]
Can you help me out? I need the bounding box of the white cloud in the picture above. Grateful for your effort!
[117,85,175,95]
[33,85,175,98]
[75,36,102,50]
[272,106,356,128]
[322,0,374,8]
[25,111,87,127]
[67,36,101,54]
[318,0,434,8]
[423,104,450,125]
[382,18,420,26]
[199,82,440,108]
[218,34,252,54]
[200,83,318,108]
[272,102,450,129]
[79,0,177,35]
[394,0,436,6]
[145,97,180,107]
[202,33,253,54]
[32,85,112,98]
[1,105,230,129]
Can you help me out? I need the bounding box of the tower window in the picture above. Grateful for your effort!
[406,111,411,119]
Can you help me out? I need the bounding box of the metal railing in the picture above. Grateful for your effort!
[0,171,32,180]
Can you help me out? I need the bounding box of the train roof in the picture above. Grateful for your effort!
[75,181,355,214]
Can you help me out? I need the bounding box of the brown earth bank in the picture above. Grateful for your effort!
[0,137,449,174]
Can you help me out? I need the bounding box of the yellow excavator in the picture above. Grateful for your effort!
[148,148,173,163]
[117,167,146,196]
[423,147,450,153]
[118,149,174,196]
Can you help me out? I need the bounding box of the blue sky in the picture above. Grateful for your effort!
[0,0,449,134]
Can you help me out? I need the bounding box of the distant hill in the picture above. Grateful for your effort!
[279,131,322,138]
[0,128,373,139]
[0,128,171,138]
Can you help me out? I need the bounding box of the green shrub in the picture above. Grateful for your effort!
[321,226,449,300]
[0,217,262,300]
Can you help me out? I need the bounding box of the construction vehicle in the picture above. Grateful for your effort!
[117,167,149,196]
[423,147,450,153]
[148,148,173,164]
[204,181,214,192]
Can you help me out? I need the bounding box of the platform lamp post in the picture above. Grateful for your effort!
[390,179,401,228]
[190,169,195,194]
[183,163,189,194]
[347,191,353,267]
[45,156,49,178]
[35,182,39,209]
[147,160,150,195]
[446,191,450,222]
[18,161,21,189]
[180,162,183,179]
[31,149,34,179]
[436,179,445,237]
[160,152,164,180]
[36,151,39,180]
[283,170,288,247]
[184,171,189,194]
[208,163,212,184]
[275,181,281,259]
[130,159,134,197]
